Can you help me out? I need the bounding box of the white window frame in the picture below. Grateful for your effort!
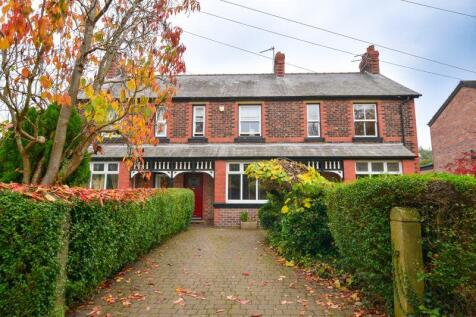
[353,103,378,137]
[239,105,261,136]
[89,162,120,189]
[192,105,205,137]
[307,104,320,137]
[226,162,267,203]
[155,106,167,137]
[355,161,402,178]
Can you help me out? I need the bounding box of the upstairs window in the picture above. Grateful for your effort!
[307,104,320,137]
[227,162,267,202]
[90,162,119,189]
[155,106,167,137]
[193,105,205,137]
[354,104,377,137]
[239,105,261,136]
[355,161,402,178]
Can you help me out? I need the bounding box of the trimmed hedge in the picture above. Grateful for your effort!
[326,174,476,315]
[0,188,193,316]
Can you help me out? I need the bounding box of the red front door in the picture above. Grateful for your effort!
[184,174,203,218]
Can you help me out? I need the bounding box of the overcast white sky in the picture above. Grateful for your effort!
[173,0,476,149]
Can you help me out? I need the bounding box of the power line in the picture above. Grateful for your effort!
[183,30,318,73]
[200,11,462,80]
[219,0,476,74]
[401,0,476,18]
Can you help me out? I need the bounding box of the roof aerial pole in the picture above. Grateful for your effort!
[259,46,275,71]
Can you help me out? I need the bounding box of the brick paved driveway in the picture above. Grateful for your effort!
[69,225,355,317]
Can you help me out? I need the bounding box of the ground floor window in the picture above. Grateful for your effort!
[90,162,119,189]
[154,174,171,188]
[355,161,402,178]
[227,162,266,203]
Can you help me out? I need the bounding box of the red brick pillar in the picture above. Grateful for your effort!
[343,160,356,182]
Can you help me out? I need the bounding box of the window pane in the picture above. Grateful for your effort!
[228,174,241,200]
[229,163,240,172]
[356,162,368,172]
[242,176,256,200]
[387,162,400,173]
[194,106,204,116]
[240,121,260,135]
[365,122,376,136]
[354,121,365,136]
[91,174,105,189]
[371,162,384,172]
[258,182,267,200]
[156,107,167,136]
[195,122,204,134]
[365,105,376,119]
[93,163,104,172]
[155,174,169,188]
[106,174,118,189]
[354,105,365,120]
[307,104,320,121]
[108,163,118,172]
[239,106,260,120]
[308,122,320,136]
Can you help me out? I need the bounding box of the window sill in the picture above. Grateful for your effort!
[156,137,170,143]
[188,136,208,143]
[352,137,383,143]
[214,202,267,208]
[305,137,325,142]
[234,136,265,143]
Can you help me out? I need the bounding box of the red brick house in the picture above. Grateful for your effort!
[90,46,420,226]
[429,80,476,172]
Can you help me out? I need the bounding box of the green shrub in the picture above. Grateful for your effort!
[326,174,476,315]
[240,210,249,222]
[0,192,68,316]
[66,188,193,305]
[0,188,194,316]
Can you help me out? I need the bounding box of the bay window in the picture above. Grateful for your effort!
[354,104,377,137]
[355,161,402,178]
[239,105,261,136]
[90,162,119,189]
[227,162,266,203]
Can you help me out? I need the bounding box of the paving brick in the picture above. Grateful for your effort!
[68,225,355,317]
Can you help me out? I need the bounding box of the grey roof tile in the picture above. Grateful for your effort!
[93,143,415,159]
[101,72,420,100]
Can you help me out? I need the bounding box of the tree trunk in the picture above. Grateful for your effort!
[14,133,31,184]
[41,22,95,185]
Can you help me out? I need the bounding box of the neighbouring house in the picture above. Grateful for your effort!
[429,80,476,172]
[91,45,420,226]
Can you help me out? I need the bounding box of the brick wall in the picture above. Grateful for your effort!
[157,99,418,156]
[118,161,131,189]
[431,87,476,171]
[203,174,214,222]
[265,101,304,139]
[213,208,259,227]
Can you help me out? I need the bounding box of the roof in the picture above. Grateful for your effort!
[103,72,420,100]
[419,163,434,171]
[428,80,476,126]
[93,143,416,159]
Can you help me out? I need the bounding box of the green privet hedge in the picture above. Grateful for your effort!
[326,174,476,316]
[0,188,194,316]
[66,189,193,305]
[0,192,69,317]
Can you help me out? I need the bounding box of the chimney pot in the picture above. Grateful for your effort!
[359,45,380,74]
[274,51,285,77]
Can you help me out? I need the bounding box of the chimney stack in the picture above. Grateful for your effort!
[359,45,380,74]
[274,51,285,77]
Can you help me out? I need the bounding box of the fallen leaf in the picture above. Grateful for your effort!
[242,272,250,276]
[121,299,131,307]
[173,297,185,305]
[87,306,101,316]
[216,309,225,314]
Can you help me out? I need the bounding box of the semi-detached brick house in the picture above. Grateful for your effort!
[429,80,476,171]
[90,45,421,227]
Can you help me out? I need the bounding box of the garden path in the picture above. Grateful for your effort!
[69,225,359,317]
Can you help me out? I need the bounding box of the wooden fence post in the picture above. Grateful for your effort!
[390,207,424,317]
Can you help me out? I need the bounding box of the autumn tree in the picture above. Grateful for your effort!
[0,0,199,185]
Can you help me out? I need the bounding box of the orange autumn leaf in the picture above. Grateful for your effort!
[39,75,52,89]
[0,37,9,50]
[21,67,29,78]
